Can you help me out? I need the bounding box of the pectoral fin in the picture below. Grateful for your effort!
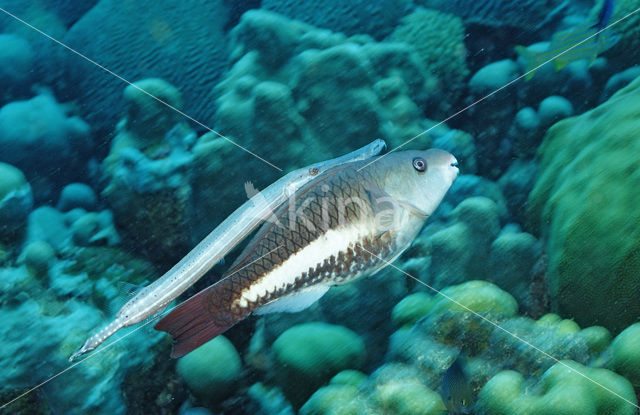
[397,199,429,219]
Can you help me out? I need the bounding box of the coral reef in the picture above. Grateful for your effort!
[608,323,640,386]
[0,93,91,201]
[0,162,33,242]
[476,362,636,415]
[417,0,567,33]
[271,322,366,406]
[61,0,228,134]
[528,75,640,332]
[388,8,469,104]
[176,336,242,405]
[101,78,196,263]
[56,183,98,212]
[0,34,35,102]
[261,0,406,39]
[4,0,640,413]
[192,9,443,230]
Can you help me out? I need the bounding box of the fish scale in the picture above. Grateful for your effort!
[226,164,381,296]
[155,149,458,357]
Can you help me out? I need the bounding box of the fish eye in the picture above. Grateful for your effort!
[412,157,427,172]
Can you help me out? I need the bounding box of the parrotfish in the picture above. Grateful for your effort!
[70,140,387,361]
[155,149,458,357]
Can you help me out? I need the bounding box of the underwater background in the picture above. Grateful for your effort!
[1,0,640,414]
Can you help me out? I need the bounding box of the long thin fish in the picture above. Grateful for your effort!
[70,140,387,361]
[155,149,459,357]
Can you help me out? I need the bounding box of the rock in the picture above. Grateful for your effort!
[469,60,519,95]
[0,162,33,240]
[0,94,91,200]
[176,336,242,404]
[57,183,97,212]
[488,230,541,309]
[19,241,56,278]
[272,322,366,406]
[528,75,640,332]
[0,34,35,100]
[476,361,637,415]
[610,323,640,386]
[537,95,573,127]
[391,292,433,328]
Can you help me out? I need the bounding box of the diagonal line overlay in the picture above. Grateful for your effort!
[0,7,282,172]
[360,246,640,410]
[357,7,640,171]
[0,245,283,410]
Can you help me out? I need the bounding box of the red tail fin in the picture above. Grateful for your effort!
[154,282,246,358]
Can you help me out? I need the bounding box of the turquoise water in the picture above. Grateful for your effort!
[1,1,640,414]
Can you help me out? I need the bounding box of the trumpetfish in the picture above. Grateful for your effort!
[155,149,459,357]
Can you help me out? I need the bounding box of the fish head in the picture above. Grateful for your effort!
[369,148,458,219]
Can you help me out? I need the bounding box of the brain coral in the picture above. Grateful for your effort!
[261,0,406,39]
[388,9,469,100]
[528,75,640,333]
[417,0,567,32]
[61,0,228,134]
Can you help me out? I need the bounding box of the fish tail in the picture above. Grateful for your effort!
[515,46,538,81]
[154,282,245,358]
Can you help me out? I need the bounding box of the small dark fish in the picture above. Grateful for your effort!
[441,355,474,414]
[594,0,615,32]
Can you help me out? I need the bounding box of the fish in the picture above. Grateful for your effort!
[516,0,618,81]
[593,0,615,32]
[69,139,387,361]
[154,149,459,357]
[441,355,474,414]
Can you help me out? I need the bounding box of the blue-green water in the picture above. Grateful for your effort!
[1,1,640,414]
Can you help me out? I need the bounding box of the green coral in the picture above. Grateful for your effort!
[388,8,469,99]
[176,335,242,404]
[374,380,446,415]
[400,281,518,356]
[272,322,366,406]
[64,246,156,284]
[19,241,55,278]
[430,280,518,317]
[0,162,27,200]
[329,370,368,388]
[476,361,637,415]
[299,384,366,415]
[528,75,640,332]
[610,323,640,386]
[429,197,502,287]
[391,292,433,328]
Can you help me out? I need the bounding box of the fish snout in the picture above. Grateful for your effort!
[434,149,459,181]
